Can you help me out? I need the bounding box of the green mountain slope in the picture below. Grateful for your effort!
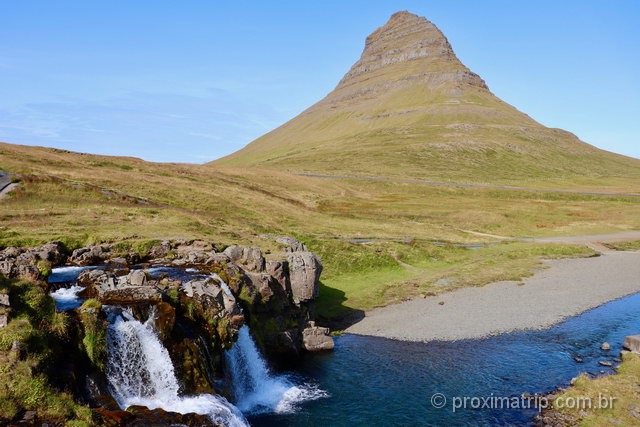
[214,11,640,184]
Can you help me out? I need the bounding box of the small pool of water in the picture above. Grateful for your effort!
[252,292,640,426]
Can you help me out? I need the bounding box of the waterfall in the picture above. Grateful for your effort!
[105,308,249,427]
[225,325,327,414]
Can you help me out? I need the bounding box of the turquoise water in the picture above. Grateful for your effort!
[251,292,640,426]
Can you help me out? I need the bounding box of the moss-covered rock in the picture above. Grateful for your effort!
[78,299,107,371]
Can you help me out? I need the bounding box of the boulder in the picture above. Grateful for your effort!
[223,245,265,272]
[16,251,37,265]
[33,242,65,265]
[0,293,9,307]
[71,245,108,266]
[302,322,334,351]
[222,245,244,262]
[127,270,147,287]
[186,250,208,264]
[242,247,265,272]
[148,241,172,259]
[276,236,308,252]
[623,335,640,354]
[174,240,214,259]
[78,270,118,298]
[287,251,322,303]
[181,276,241,318]
[0,314,7,328]
[101,286,162,305]
[600,342,611,351]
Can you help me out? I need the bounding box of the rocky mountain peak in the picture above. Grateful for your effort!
[331,10,488,102]
[336,11,486,89]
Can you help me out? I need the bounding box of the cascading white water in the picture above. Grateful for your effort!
[50,285,85,311]
[225,325,327,414]
[105,308,249,427]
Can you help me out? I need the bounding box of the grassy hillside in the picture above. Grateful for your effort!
[214,12,640,184]
[2,142,640,323]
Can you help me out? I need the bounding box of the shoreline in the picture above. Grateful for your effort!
[346,250,640,341]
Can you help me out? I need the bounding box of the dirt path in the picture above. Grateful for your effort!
[298,173,640,198]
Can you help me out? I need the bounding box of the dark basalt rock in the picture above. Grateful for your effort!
[95,405,215,426]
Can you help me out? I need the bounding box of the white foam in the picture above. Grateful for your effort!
[226,326,328,414]
[106,309,248,426]
[50,285,85,310]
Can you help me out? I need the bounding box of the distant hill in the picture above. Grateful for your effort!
[214,11,640,183]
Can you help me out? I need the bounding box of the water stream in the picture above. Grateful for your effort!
[105,308,249,426]
[252,292,640,426]
[48,266,640,425]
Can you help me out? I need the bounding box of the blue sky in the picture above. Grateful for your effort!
[1,1,638,163]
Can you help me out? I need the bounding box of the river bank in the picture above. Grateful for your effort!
[347,249,640,341]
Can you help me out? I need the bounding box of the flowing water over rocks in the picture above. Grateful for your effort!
[225,326,327,415]
[105,307,249,426]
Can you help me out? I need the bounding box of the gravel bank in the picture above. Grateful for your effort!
[346,250,640,341]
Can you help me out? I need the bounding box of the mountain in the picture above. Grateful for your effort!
[214,11,640,183]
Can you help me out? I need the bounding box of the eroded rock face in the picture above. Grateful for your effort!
[265,259,290,294]
[287,252,323,304]
[181,275,243,323]
[332,11,488,105]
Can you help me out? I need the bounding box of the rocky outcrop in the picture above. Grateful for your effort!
[335,11,488,94]
[287,251,322,304]
[217,237,332,357]
[302,322,335,352]
[96,405,214,426]
[180,275,244,330]
[70,244,111,266]
[78,269,162,304]
[0,241,65,282]
[276,236,308,252]
[223,245,266,272]
[1,237,332,355]
[0,236,332,425]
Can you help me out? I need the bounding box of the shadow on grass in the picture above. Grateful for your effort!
[315,281,364,330]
